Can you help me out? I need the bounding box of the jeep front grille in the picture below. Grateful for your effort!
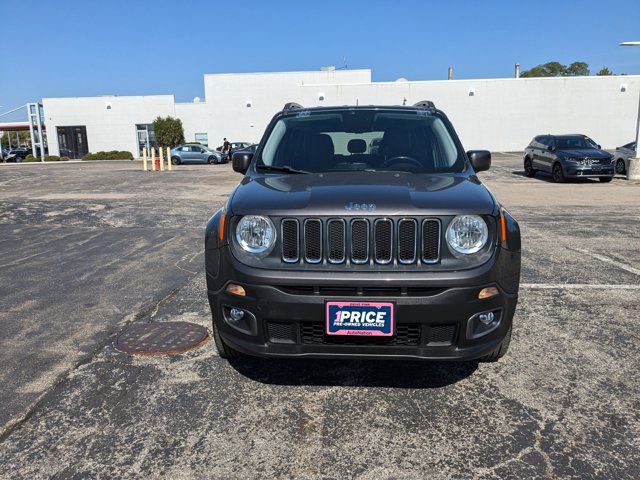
[280,217,441,266]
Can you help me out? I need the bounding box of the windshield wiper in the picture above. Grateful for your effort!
[256,165,310,174]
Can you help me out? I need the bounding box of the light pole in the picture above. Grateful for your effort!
[620,41,640,180]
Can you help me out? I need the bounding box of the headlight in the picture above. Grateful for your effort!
[446,215,489,254]
[235,215,276,254]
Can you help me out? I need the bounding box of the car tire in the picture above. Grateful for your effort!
[524,158,536,177]
[479,325,512,362]
[171,156,181,165]
[552,163,565,183]
[212,321,239,360]
[208,156,216,164]
[615,159,626,175]
[599,176,613,183]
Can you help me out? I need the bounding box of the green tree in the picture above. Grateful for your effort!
[1,131,31,149]
[153,116,184,147]
[596,67,613,76]
[565,62,589,76]
[520,61,590,78]
[520,61,566,77]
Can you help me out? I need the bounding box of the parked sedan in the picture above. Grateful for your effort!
[216,142,252,157]
[169,144,225,165]
[3,148,31,163]
[523,134,614,183]
[612,141,635,175]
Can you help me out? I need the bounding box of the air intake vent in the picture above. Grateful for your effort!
[281,219,299,262]
[327,219,346,263]
[422,219,440,263]
[304,219,322,263]
[374,219,392,264]
[351,219,369,263]
[397,219,417,264]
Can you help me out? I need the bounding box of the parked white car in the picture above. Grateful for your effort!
[612,141,635,175]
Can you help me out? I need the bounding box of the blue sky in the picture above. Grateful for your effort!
[1,0,639,120]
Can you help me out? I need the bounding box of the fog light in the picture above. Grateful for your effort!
[478,286,499,299]
[229,308,245,322]
[478,312,495,325]
[226,283,246,296]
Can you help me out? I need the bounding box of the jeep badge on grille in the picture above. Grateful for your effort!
[345,202,376,212]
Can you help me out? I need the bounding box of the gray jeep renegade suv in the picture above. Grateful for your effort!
[205,101,521,362]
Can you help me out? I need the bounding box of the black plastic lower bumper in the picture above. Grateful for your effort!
[206,246,520,361]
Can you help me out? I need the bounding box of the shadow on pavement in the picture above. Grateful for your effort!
[229,356,477,389]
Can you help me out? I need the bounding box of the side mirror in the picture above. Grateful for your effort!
[467,150,491,172]
[547,145,554,152]
[232,152,253,174]
[597,144,601,149]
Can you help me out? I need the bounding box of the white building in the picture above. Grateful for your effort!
[42,68,640,158]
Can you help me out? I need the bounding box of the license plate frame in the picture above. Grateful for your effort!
[325,301,395,337]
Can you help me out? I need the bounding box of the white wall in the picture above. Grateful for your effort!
[202,69,372,145]
[42,70,640,157]
[295,76,640,151]
[43,95,176,156]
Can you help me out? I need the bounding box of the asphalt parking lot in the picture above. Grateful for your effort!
[0,156,639,479]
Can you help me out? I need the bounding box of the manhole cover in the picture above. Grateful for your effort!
[114,321,209,356]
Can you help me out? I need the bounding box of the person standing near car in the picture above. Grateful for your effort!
[223,138,231,161]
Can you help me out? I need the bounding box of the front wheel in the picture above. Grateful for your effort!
[615,159,626,175]
[552,163,565,183]
[171,156,181,165]
[599,176,613,183]
[524,158,536,177]
[479,325,512,362]
[208,156,216,164]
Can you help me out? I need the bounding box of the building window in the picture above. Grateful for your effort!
[195,133,208,147]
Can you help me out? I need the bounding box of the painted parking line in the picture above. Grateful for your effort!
[521,283,640,290]
[568,247,640,276]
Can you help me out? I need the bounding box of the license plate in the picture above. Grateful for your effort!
[325,301,395,336]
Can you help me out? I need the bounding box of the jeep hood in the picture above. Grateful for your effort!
[230,172,496,216]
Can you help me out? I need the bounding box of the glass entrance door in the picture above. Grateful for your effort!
[57,126,88,159]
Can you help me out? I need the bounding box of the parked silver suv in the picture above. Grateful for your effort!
[170,144,225,165]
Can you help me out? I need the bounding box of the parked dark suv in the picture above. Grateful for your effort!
[523,134,614,182]
[205,102,521,363]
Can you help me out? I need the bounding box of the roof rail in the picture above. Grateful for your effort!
[413,100,436,112]
[283,102,303,112]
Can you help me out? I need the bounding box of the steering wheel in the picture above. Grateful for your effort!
[380,156,422,169]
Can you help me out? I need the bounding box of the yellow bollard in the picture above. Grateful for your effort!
[159,147,165,172]
[151,147,156,171]
[142,147,148,171]
[166,147,172,171]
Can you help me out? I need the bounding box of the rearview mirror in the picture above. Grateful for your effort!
[232,152,253,174]
[467,150,491,172]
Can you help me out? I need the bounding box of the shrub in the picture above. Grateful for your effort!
[43,155,61,162]
[60,156,70,161]
[24,154,37,162]
[82,151,134,160]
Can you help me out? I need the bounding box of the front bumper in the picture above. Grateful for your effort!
[207,245,520,361]
[564,164,614,178]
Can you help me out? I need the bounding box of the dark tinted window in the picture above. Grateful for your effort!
[258,110,465,174]
[556,136,598,150]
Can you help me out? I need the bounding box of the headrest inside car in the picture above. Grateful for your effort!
[348,139,367,154]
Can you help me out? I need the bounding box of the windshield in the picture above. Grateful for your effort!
[556,136,598,150]
[257,110,465,174]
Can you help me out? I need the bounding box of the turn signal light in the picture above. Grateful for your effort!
[478,286,499,299]
[499,213,507,243]
[226,283,246,296]
[218,213,227,241]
